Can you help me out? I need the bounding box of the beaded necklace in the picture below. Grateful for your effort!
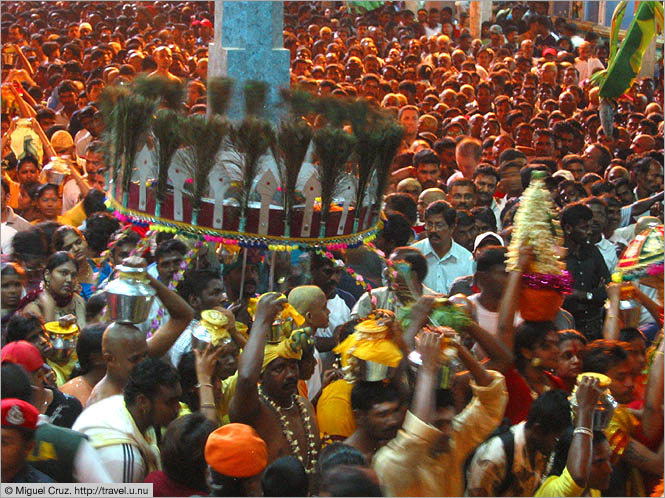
[258,386,318,474]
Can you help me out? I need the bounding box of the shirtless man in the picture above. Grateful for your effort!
[86,258,193,405]
[229,293,321,475]
[148,46,181,84]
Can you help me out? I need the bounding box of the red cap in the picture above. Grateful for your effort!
[542,47,557,57]
[1,398,39,431]
[200,19,212,28]
[190,19,201,27]
[1,341,44,372]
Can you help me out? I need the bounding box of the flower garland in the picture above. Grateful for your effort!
[146,240,204,338]
[106,197,382,251]
[315,249,372,293]
[258,386,318,474]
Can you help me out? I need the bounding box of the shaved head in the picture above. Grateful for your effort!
[102,322,142,355]
[288,285,326,317]
[102,322,148,382]
[418,188,447,209]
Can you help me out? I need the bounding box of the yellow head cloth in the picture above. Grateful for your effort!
[262,328,311,372]
[199,310,231,346]
[333,317,403,369]
[247,295,306,328]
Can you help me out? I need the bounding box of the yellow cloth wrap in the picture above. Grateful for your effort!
[317,379,355,439]
[235,321,249,339]
[247,296,306,328]
[200,310,231,346]
[261,329,309,372]
[334,319,403,369]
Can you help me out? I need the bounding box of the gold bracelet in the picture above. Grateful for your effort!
[196,383,214,389]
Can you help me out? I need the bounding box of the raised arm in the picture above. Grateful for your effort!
[497,246,532,355]
[464,319,514,373]
[145,273,195,357]
[567,376,601,487]
[68,162,91,199]
[28,114,57,158]
[450,330,494,387]
[629,191,664,219]
[403,295,437,352]
[603,283,622,340]
[229,293,286,424]
[410,331,441,424]
[194,343,225,425]
[11,45,34,76]
[631,283,664,325]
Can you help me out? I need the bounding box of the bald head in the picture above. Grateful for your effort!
[288,285,328,329]
[631,134,655,154]
[645,103,662,115]
[102,322,142,354]
[418,188,447,206]
[417,188,447,221]
[397,178,422,200]
[102,322,148,381]
[288,285,326,316]
[606,165,629,182]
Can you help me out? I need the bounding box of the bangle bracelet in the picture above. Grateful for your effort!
[200,403,216,409]
[573,427,593,437]
[196,383,214,389]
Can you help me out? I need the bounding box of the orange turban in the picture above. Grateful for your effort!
[205,423,268,478]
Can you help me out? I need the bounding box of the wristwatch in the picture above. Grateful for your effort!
[586,292,593,301]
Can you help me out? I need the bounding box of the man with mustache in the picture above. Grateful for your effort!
[229,293,320,475]
[308,251,353,365]
[473,165,502,230]
[583,197,618,274]
[411,200,474,295]
[560,203,610,340]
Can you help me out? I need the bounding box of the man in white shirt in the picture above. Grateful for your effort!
[73,358,181,483]
[411,200,474,294]
[585,197,619,273]
[575,41,604,82]
[352,246,436,319]
[309,251,354,372]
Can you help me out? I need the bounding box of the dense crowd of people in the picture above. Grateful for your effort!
[1,1,664,496]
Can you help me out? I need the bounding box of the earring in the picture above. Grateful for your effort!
[531,357,542,367]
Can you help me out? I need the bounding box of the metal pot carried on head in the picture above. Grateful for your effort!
[191,309,233,350]
[568,372,618,431]
[44,321,79,363]
[104,265,156,324]
[40,156,71,186]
